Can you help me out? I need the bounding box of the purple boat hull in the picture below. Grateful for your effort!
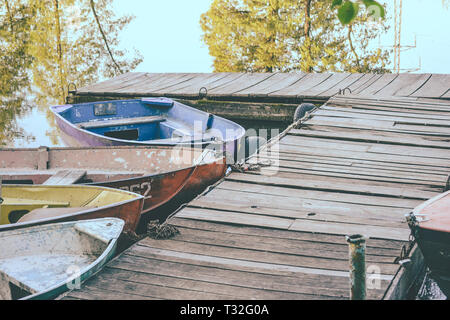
[52,98,245,163]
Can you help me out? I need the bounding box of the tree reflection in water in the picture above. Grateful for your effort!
[0,97,34,146]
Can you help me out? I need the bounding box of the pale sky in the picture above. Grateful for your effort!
[114,0,450,74]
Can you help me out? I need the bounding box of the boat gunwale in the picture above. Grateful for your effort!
[50,98,245,146]
[0,185,144,232]
[12,217,124,300]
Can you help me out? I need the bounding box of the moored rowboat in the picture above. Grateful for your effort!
[407,190,450,297]
[0,146,226,216]
[0,218,123,300]
[50,98,245,161]
[0,184,143,233]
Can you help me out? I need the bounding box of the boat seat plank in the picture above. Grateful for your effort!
[43,170,87,186]
[77,116,166,129]
[17,207,92,223]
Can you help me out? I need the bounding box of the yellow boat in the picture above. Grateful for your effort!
[0,185,144,233]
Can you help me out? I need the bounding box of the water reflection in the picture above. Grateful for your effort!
[1,100,65,148]
[0,98,34,146]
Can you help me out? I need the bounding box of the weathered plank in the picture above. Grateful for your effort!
[233,72,307,97]
[42,170,86,185]
[170,218,406,250]
[269,73,333,97]
[376,74,432,97]
[288,128,450,149]
[225,172,437,200]
[411,74,450,98]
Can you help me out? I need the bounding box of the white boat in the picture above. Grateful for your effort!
[0,218,124,300]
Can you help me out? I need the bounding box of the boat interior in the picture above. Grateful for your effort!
[0,218,122,300]
[0,146,221,186]
[52,98,243,144]
[0,185,137,226]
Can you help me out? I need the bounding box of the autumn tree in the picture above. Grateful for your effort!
[0,2,34,145]
[200,0,391,73]
[27,0,142,104]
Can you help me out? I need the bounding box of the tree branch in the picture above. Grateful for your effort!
[53,0,65,103]
[3,0,14,34]
[347,24,361,71]
[89,0,123,74]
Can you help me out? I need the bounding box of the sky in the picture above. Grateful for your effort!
[113,0,450,74]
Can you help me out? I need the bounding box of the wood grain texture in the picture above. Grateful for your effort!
[62,95,449,301]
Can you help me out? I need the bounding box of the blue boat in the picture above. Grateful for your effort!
[50,98,246,162]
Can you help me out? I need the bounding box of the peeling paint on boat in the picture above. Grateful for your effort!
[0,218,124,300]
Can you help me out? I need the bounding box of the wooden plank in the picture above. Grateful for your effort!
[170,218,406,250]
[299,73,351,97]
[267,157,447,184]
[137,239,400,274]
[233,73,307,97]
[43,170,86,185]
[351,74,384,95]
[176,207,295,230]
[394,73,432,97]
[188,198,407,229]
[345,74,380,94]
[355,74,399,96]
[288,128,450,149]
[112,73,186,94]
[77,72,146,93]
[164,73,233,96]
[201,188,412,220]
[282,133,450,160]
[172,225,402,258]
[269,73,332,97]
[108,254,361,298]
[313,109,450,127]
[320,105,450,121]
[85,271,238,300]
[289,219,410,241]
[305,117,450,136]
[104,265,336,300]
[278,142,450,169]
[329,95,450,110]
[261,164,445,187]
[225,172,437,200]
[252,169,440,193]
[208,73,276,96]
[376,73,432,97]
[216,181,422,208]
[411,74,450,98]
[108,73,173,94]
[122,73,195,94]
[62,286,153,300]
[77,116,166,129]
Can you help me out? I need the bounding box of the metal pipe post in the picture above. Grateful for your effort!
[346,234,367,300]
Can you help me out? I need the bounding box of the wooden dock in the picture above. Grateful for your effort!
[61,95,450,300]
[67,72,450,122]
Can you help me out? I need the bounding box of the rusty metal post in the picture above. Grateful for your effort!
[346,234,367,300]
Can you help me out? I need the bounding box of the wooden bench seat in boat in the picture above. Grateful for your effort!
[1,198,70,225]
[43,170,87,185]
[77,116,166,129]
[17,207,92,223]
